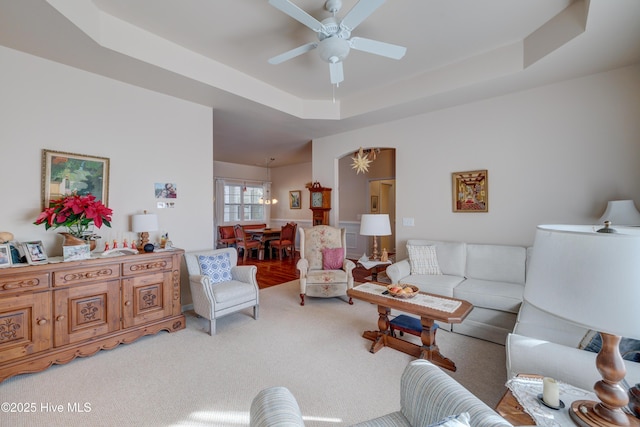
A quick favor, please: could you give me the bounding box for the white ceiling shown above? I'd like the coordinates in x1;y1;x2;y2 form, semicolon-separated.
1;0;639;167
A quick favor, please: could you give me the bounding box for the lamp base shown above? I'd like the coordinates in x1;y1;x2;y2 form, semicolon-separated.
570;400;640;427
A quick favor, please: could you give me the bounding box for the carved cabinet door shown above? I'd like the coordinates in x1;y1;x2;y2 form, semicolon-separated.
0;291;51;363
121;272;172;328
53;280;121;347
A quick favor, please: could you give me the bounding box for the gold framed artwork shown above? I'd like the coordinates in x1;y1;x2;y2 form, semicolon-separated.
289;190;301;209
42;149;110;209
452;169;488;213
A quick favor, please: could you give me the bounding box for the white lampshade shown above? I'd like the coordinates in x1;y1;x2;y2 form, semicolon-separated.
360;214;391;236
524;224;640;339
598;199;640;226
131;213;159;233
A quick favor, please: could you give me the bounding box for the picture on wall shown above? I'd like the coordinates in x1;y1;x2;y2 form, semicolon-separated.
155;183;177;199
452;169;488;213
42;150;110;209
289;190;301;209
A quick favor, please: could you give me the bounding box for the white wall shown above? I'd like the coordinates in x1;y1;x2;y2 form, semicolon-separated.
314;64;640;258
0;46;214;303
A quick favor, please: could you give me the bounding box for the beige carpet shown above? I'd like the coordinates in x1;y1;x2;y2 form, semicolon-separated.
1;280;507;427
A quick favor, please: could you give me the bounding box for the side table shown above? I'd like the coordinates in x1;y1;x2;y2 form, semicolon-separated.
495;381;536;426
357;259;392;281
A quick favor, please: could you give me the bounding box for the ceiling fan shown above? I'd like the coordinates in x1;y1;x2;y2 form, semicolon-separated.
268;0;407;85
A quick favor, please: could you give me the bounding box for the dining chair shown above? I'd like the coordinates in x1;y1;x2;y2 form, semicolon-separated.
234;225;263;261
270;222;297;260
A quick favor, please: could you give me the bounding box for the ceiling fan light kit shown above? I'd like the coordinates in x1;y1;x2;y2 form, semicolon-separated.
268;0;406;85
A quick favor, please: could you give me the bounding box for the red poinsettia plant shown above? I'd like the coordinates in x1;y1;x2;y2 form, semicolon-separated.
34;193;113;238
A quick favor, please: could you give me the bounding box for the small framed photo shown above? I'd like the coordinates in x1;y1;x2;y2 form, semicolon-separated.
0;244;12;268
63;244;91;261
23;241;48;265
289;190;301;209
452;169;488;213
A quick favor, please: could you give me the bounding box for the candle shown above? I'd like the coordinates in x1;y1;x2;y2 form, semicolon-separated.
543;377;560;407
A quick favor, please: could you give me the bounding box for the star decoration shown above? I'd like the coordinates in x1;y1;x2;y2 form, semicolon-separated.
351;147;372;174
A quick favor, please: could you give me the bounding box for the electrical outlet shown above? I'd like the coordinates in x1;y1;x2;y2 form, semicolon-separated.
402;217;415;226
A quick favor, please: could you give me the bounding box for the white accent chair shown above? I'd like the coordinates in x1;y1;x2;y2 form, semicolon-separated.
296;225;355;306
184;248;259;335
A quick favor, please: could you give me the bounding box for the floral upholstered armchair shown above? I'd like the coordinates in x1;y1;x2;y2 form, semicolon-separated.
296;225;355;306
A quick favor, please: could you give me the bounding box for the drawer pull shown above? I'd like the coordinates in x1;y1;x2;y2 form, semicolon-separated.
124;301;132;306
56;315;65;321
38;319;47;326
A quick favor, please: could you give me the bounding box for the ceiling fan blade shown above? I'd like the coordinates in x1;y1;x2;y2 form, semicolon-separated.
350;37;407;60
268;42;318;64
329;61;344;84
340;0;385;32
268;0;326;34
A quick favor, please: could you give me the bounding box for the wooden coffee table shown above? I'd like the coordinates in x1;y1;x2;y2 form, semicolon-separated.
347;282;473;371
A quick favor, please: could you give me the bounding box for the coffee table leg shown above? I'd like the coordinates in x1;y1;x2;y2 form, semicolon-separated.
419;317;457;371
363;305;391;353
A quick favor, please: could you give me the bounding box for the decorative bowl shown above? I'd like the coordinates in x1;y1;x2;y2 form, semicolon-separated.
387;284;419;299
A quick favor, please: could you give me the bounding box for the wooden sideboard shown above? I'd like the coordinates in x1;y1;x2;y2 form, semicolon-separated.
0;249;185;383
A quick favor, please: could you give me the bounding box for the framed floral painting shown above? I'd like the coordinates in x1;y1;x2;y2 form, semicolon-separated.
42;149;110;209
452;169;488;213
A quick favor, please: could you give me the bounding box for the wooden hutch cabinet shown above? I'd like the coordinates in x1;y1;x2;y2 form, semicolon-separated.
0;249;185;382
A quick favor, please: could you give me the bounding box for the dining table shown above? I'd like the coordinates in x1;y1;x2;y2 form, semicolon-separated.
244;228;281;260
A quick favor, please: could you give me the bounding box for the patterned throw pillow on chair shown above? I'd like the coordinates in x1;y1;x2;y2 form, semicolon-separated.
407;244;442;275
198;253;232;284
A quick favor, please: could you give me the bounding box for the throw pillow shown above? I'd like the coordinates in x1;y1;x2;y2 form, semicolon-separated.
198;253;232;284
322;247;344;270
580;330;640;362
407;244;442;275
427;412;471;427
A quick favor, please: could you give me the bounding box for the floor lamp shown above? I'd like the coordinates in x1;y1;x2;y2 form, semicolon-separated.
359;214;391;260
524;225;640;426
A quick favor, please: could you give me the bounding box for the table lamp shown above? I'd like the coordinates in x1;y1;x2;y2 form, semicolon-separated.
360;214;391;260
524;224;640;426
131;211;158;252
598;200;640;226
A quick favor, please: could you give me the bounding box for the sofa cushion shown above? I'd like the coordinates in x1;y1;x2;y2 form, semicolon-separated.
198;253;232;284
407;240;466;277
465;244;526;284
453;278;523;313
407;244;442;275
322;247;344;270
513;301;589;347
400;274;465;298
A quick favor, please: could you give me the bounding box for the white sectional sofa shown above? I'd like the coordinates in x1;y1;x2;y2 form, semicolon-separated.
386;239;528;345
